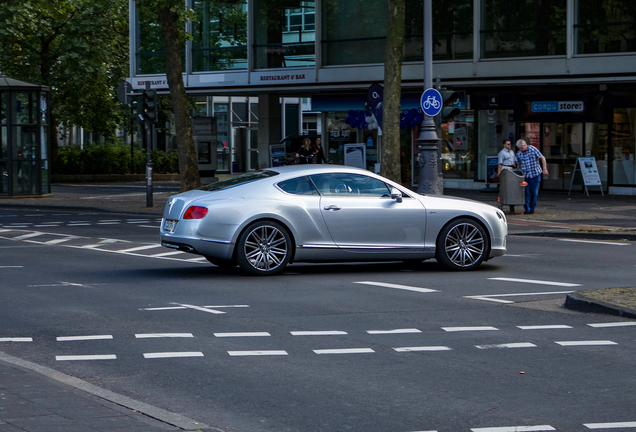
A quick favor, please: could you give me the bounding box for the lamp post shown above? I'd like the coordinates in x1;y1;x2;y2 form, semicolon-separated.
416;0;443;195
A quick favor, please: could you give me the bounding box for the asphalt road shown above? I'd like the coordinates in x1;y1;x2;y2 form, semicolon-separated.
1;206;635;432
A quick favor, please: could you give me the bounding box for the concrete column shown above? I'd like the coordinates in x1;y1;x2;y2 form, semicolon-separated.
257;93;282;169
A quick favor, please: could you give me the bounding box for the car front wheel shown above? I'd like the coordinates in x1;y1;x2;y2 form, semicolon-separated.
236;221;292;276
436;218;488;271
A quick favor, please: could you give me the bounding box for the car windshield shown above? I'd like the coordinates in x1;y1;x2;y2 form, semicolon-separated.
198;170;279;192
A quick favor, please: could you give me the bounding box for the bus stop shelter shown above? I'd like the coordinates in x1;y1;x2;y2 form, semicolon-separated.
1;76;51;196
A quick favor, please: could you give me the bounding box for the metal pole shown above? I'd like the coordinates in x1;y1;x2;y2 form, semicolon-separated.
145;121;153;207
416;0;443;195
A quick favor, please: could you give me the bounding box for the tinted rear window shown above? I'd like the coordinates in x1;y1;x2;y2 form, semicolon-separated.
198;170;279;192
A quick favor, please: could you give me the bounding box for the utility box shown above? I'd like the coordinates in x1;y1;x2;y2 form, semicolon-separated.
500;168;525;213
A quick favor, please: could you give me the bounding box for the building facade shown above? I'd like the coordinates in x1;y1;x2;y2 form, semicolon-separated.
128;0;636;194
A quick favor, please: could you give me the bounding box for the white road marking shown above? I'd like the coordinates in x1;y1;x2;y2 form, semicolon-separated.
97;222;121;225
136;333;194;338
150;251;186;258
0;266;23;268
559;239;630;246
25;214;44;217
442;326;499;332
466;291;575;304
214;332;270;337
313;348;375;354
517;325;573;330
588;322;636;328
67;223;91;226
140;225;161;229
354;281;438;293
488;277;581;287
471;426;555;432
43;237;78;245
291;331;348;336
118;244;162;253
367;329;422;334
172;303;226;314
475;342;537;349
555;340;618;346
56;355;117;361
13;232;45;240
228;350;288;356
143;352;203;359
140;304;248;311
0;337;33;342
57;335;113;341
393;346;451;352
584;421;636;429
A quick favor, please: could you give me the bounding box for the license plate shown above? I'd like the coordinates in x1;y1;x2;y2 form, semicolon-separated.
163;219;177;233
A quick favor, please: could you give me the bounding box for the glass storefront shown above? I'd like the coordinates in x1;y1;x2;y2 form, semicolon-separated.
324;112;379;172
192;0;248;72
440;111;475;180
481;0;567;58
254;1;315;69
612;108;636;185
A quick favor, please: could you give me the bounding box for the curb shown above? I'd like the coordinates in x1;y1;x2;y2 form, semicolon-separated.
564;293;636;319
510;231;636;241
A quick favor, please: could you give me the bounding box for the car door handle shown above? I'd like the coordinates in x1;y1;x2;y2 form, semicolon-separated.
323;205;341;211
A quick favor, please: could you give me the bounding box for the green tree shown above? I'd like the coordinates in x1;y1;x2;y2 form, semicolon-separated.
0;0;129;161
135;0;201;192
380;0;405;183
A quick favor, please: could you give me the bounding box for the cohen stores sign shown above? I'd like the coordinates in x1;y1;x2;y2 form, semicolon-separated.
532;101;584;113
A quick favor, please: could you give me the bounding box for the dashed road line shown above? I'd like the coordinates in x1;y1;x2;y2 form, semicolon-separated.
584;421;636;429
367;328;422;334
488;277;581;287
228;350;288;356
56;354;117;361
291;331;348;336
214;332;270;338
313;348;375;355
135;333;194;338
0;337;33;342
393;346;451;352
354;281;438;293
471;426;555;432
588;322;636;328
143;352;203;359
517;325;573;330
555;340;618;346
475;342;537;349
442;326;499;332
57;335;113;341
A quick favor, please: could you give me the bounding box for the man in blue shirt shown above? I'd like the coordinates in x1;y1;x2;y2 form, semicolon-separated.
515;139;548;214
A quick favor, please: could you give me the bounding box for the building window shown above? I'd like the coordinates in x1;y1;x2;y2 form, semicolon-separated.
576;0;636;54
192;0;248;72
481;0;566;58
135;12;185;75
322;0;386;66
254;0;315;69
404;0;473;62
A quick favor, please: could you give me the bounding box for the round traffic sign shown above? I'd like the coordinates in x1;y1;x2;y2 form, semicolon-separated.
420;88;442;117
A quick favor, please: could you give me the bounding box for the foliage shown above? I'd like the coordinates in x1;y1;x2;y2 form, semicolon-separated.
0;0;129;137
54;143;179;175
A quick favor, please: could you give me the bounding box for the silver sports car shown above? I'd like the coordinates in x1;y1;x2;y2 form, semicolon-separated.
160;165;507;275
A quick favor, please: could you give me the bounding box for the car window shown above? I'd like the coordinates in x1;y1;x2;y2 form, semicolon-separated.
276;176;318;195
309;173;391;197
198;170;279;192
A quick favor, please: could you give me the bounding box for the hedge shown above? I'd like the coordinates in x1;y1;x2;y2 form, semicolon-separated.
54;143;179;175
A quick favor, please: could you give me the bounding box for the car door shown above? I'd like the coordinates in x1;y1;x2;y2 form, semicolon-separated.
309;173;426;251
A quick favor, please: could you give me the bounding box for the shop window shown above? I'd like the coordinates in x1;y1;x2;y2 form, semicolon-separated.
481;0;566;58
192;0;248;72
612;108;636;185
254;1;315;69
404;0;473;62
576;0;636;54
441;112;475;180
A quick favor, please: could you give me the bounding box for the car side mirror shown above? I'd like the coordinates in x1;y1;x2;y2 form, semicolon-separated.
390;187;403;203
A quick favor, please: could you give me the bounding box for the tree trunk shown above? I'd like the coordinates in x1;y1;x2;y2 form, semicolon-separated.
157;6;201;192
380;0;405;184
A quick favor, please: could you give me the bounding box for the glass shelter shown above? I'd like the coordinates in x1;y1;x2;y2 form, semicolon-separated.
0;76;50;196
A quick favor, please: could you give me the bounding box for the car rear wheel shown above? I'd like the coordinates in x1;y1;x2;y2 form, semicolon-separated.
236;221;292;276
436;218;488;271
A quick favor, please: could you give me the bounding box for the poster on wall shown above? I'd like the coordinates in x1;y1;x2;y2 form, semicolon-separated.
485;156;499;186
344;144;366;170
525;123;540;149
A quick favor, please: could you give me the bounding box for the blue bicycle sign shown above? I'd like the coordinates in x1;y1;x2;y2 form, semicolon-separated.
421;88;442;117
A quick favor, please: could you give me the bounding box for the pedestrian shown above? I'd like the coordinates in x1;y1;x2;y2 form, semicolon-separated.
295;137;314;164
313;136;326;164
497;139;516;176
515;139;548;214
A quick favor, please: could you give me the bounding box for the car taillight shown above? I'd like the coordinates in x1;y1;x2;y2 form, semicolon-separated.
183;206;208;219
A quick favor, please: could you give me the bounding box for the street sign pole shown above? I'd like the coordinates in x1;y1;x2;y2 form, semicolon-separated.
416;0;443;195
144;82;153;208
